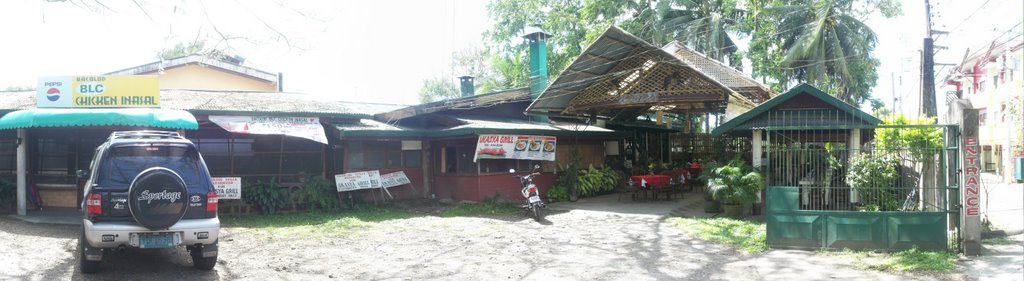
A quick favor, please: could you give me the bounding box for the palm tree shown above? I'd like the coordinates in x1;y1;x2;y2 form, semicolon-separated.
657;0;746;67
772;0;878;103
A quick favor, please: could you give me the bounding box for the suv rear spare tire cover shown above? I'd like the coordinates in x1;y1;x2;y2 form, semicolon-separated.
129;167;188;230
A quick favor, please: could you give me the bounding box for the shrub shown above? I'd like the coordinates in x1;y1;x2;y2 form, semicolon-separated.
706;159;764;205
846;154;901;211
0;179;14;206
291;176;339;211
243;178;289;214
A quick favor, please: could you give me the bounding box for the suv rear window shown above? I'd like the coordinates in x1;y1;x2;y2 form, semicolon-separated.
96;145;207;188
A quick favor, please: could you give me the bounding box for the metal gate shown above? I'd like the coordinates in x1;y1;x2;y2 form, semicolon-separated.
764;122;959;251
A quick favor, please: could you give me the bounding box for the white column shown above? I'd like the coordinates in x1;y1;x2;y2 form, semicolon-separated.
752;129;763;204
848;129;861;203
16;128;27;216
752;130;763;168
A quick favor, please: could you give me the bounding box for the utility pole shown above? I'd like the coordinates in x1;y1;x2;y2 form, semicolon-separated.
921;0;937;117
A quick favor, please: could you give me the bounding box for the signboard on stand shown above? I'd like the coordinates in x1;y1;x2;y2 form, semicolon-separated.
335;171;382;192
380;171;411;188
473;134;556;162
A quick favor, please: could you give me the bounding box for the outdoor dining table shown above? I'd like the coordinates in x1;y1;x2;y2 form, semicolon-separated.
629;175;671;201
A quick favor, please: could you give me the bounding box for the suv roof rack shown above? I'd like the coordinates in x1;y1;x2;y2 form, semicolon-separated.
109;130;185;140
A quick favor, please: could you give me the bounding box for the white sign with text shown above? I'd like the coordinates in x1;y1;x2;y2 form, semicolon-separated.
211;177;241;200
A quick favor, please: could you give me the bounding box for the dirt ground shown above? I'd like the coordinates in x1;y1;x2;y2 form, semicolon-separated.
0;197;973;281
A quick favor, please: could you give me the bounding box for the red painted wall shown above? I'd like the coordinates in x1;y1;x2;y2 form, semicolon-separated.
434;173;557;202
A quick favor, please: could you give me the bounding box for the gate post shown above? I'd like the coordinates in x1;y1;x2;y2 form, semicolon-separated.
952;100;981;255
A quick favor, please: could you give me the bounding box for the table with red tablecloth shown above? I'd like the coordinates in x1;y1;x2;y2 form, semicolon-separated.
628;175;672;201
630;175;671;189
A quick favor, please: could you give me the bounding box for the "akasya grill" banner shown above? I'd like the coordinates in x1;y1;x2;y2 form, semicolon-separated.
474;134;556;162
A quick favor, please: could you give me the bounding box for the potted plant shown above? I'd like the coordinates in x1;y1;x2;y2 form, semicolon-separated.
707;159;764;218
703;188;721;213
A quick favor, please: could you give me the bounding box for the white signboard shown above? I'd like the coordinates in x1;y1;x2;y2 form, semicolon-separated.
209;115;328;144
380;171;412;188
335;171;382;192
211;177;241;200
474;134;556;162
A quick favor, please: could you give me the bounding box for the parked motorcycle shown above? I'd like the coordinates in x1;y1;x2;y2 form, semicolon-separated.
510;165;545;221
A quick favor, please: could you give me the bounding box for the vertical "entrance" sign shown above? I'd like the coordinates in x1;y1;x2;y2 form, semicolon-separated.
963;137;980;217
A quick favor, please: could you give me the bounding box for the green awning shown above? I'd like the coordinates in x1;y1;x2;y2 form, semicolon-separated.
0;108;198;130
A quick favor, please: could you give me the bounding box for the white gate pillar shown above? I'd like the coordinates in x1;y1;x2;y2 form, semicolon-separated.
848;129;861;203
16;128;27;216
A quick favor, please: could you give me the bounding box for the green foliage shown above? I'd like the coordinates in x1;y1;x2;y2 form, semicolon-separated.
669;217;767;253
441;195;519;217
545;180;570;202
846;153;900;211
0;178;14;206
859;247;957;272
290;176;338;211
418;75;461;103
574;164;622;197
243;178;289;214
221;205;410;239
706;159;764;205
658;0;746;66
876;114;944;161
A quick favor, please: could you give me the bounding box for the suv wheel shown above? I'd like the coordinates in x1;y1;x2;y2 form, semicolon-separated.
129;167;189;230
78;230;100;273
190;243;218;270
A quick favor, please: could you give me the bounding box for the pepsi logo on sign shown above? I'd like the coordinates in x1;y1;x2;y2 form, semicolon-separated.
46;88;60;101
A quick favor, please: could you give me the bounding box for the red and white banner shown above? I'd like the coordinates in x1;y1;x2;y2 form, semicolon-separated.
474;134;556;162
209;115;328;144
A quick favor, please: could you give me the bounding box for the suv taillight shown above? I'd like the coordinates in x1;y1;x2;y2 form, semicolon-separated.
86;193;102;216
206;191;218;212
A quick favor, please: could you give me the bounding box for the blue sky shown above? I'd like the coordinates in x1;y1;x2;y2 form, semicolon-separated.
0;0;1020;109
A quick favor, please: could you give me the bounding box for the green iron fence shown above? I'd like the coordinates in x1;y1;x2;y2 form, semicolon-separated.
760;110;959;251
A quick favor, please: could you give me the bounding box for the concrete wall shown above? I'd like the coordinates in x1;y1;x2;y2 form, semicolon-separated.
155;64;277;92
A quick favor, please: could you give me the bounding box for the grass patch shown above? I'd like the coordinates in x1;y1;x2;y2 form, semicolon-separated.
827;247;958;273
668;217;767;254
441;200;520;217
982;236;1018;245
222;206;411;238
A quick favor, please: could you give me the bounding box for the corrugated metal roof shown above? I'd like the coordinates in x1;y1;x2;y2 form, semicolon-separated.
525;26;754;118
0;90;406;118
162;90;405;117
374;88;530;122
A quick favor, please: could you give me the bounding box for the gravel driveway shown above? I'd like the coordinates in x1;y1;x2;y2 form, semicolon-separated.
1;197;970;281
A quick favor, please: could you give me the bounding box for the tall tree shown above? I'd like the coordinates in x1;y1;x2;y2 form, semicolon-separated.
749;0;900;104
657;0;746;67
417;75;460;103
484;0;656;88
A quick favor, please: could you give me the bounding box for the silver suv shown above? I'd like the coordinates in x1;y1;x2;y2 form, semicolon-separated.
78;131;219;273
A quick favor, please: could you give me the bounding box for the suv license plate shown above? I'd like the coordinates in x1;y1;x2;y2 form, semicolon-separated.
139;233;175;249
